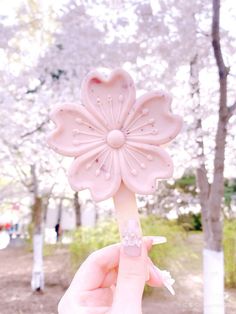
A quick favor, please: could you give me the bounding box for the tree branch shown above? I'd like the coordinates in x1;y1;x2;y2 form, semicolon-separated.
21;118;49;138
212;0;227;78
208;0;229;250
228;100;236;118
211;0;228;197
2;140;31;188
30;164;38;197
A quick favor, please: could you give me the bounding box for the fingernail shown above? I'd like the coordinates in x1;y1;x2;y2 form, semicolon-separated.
150;236;167;245
153;266;175;296
121;219;142;257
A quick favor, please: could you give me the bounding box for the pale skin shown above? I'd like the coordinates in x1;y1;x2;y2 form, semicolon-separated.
58;238;164;314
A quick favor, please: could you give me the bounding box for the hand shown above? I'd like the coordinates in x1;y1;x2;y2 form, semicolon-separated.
58;237;175;314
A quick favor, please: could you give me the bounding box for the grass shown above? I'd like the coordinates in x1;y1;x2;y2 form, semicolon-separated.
70;217;186;268
141;216;186;269
69;217;236;290
25;216;236;289
224;219;236;287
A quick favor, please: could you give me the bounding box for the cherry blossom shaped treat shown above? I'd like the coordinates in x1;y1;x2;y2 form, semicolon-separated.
48;69;182;290
48;69;182;202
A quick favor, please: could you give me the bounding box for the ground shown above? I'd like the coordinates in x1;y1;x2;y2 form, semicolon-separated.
0;234;235;314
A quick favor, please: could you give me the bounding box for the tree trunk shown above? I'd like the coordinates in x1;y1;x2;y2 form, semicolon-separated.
74;191;81;227
31;196;44;291
30;164;44;292
189;3;227;308
203;249;224;313
199;0;232;312
200;2;229;311
32;197;43;235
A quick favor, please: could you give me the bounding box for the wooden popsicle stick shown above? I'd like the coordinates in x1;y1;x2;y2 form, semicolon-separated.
113;181;142;242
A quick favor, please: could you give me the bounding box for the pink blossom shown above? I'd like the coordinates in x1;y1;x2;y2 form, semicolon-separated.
48;69;182;201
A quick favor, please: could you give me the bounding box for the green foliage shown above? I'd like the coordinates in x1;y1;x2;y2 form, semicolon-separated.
25;223;33;251
70;220;120;268
177;212;202;231
43;244;58;256
192;213;202;231
172;174;197;195
141;216;186;294
141;216;185;268
224;179;236;207
224;220;236;287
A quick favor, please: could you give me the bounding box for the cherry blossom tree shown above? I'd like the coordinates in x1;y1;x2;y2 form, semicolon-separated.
1;1;236;308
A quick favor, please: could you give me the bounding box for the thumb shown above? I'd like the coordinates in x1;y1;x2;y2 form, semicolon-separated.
111;221;150;314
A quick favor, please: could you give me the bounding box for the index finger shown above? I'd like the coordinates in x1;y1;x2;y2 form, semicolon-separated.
70;243;120;293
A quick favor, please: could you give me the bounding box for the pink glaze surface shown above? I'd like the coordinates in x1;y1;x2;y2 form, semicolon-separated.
48;69;182;202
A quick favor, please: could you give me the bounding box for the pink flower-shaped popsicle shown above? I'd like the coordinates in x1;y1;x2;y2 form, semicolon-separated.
48;69;182;202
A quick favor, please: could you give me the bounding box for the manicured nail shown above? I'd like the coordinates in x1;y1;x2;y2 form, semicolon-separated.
150;236;167;245
153;266;175;295
121;219;142;257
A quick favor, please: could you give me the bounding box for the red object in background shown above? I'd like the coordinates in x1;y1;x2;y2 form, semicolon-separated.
5;223;11;230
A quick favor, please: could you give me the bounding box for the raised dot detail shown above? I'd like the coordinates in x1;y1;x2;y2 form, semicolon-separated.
147;154;153;161
142;108;149;115
107;129;125;149
131;169;137;176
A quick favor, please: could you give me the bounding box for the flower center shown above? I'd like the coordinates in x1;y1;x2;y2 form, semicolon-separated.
106;129;125;148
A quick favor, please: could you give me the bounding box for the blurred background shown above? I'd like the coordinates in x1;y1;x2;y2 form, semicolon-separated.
0;0;235;313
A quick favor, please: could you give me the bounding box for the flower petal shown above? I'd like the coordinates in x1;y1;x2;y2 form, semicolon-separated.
123;91;182;145
119;142;173;195
48;104;106;157
81;69;135;129
68;146;121;202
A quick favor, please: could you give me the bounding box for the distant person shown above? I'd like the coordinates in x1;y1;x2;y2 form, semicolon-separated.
55;223;60;242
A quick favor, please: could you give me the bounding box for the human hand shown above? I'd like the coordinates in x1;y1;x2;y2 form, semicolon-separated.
58;237;175;314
